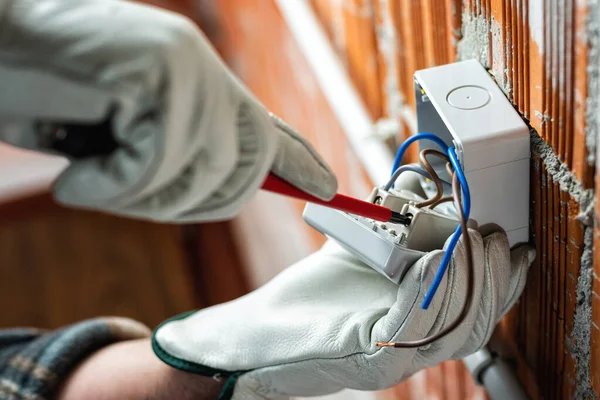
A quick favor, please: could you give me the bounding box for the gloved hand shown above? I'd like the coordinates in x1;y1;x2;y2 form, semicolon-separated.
152;202;535;398
0;0;336;222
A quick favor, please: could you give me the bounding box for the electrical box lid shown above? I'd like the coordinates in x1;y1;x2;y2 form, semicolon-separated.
414;59;529;172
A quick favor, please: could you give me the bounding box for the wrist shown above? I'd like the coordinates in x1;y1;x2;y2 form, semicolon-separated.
56;338;223;400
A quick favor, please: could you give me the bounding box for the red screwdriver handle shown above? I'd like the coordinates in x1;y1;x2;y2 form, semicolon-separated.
261;174;393;223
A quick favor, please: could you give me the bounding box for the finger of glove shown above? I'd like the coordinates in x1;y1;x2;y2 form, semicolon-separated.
269;114;338;201
499;244;536;318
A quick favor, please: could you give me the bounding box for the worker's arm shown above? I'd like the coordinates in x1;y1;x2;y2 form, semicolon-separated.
0;318;222;400
153;230;534;399
0;0;336;222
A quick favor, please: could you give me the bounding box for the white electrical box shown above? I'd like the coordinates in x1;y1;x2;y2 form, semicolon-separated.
414;59;530;246
304;188;461;283
302;59;530;285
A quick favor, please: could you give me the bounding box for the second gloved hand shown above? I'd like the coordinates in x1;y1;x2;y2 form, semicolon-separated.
153;230;534;399
0;0;337;222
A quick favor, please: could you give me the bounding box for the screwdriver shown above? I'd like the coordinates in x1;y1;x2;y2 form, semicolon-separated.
262;173;411;225
40;118;411;226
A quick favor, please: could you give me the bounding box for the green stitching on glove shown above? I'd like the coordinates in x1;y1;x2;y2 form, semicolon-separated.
152;311;248;399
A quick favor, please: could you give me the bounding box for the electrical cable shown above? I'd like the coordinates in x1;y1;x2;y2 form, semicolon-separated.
376;168;474;348
421;147;470;309
414;149;449;208
388;134;471;309
374;135;473;347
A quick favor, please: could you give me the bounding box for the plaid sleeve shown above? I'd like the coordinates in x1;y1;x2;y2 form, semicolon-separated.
0;317;150;400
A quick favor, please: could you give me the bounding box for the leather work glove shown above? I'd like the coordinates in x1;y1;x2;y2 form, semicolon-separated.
0;0;336;222
153;174;535;399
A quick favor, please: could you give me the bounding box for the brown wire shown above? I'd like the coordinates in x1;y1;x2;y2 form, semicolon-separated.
428;196;454;209
376;171;474;348
427;163;456;209
415;149;450;208
428;162;457;209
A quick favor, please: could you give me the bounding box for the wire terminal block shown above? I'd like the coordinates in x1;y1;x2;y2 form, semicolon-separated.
303;188;458;284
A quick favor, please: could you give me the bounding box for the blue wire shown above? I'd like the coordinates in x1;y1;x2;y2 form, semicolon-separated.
390;133;449;177
450;148;470;219
388;134;471;308
421;147;471;309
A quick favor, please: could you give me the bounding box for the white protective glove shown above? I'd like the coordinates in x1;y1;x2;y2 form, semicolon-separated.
0;0;337;222
152;175;535;399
